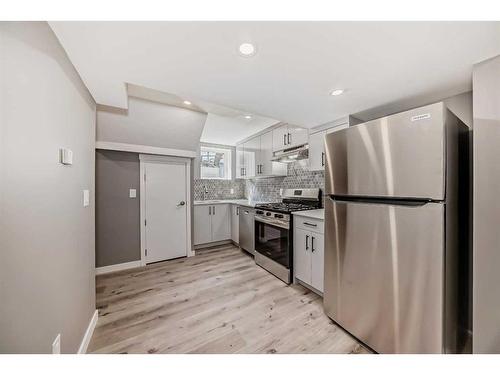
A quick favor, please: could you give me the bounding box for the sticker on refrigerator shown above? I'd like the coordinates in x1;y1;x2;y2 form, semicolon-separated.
411;113;431;122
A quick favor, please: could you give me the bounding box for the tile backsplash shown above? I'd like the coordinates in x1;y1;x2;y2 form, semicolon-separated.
193;179;246;200
194;161;324;203
245;160;325;203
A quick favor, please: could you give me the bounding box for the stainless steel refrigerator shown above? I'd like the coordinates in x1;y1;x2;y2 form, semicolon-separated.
323;102;470;354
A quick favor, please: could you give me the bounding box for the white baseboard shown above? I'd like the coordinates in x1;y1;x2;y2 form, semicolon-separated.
78;310;98;354
96;260;142;275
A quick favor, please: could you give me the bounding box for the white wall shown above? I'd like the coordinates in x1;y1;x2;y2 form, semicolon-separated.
0;22;96;353
97;97;207;151
472;54;500;353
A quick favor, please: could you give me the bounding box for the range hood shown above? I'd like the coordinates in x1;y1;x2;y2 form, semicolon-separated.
271;144;309;163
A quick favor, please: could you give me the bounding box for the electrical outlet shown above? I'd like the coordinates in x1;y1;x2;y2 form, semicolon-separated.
83;189;90;207
52;334;61;354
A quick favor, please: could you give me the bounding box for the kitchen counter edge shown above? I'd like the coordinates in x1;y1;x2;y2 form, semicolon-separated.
291;209;325;220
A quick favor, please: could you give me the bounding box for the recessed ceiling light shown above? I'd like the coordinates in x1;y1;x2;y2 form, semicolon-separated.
330;89;344;96
239;43;256;57
183;100;192;105
244;115;252;119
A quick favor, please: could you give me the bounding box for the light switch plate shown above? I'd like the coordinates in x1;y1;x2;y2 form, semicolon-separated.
129;189;137;198
83;189;90;207
59;148;73;165
52;334;61;354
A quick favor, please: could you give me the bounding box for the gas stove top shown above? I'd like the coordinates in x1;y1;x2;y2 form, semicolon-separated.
254;202;317;213
254;188;322;214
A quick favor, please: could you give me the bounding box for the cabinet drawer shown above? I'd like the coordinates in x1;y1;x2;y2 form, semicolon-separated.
294;216;324;234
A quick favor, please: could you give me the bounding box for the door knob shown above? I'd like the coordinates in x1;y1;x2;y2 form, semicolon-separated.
177;201;186;207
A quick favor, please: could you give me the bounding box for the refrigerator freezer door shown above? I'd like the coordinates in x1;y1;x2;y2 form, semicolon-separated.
324;102;446;200
323;198;445;353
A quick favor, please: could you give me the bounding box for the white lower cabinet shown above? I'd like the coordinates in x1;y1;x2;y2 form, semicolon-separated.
310;233;324;292
293;216;324;293
194;205;212;245
231;204;239;244
294;228;312;283
194;203;231;245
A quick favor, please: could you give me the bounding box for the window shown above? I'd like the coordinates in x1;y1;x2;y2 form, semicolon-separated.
200;146;232;180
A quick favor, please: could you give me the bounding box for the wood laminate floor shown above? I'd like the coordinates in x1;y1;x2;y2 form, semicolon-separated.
88;244;369;354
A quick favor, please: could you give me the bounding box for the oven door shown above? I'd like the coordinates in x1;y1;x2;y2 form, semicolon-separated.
254;218;290;269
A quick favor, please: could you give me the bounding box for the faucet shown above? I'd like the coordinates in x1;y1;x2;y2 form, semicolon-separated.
203;184;208;200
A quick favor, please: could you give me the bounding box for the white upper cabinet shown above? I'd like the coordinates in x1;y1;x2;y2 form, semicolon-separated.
243;137;259;178
236;144;245;178
287;124;309;149
308;117;355;171
272;123;309;152
237;129;287;179
258;131;287;177
272;125;290;152
308;130;327;171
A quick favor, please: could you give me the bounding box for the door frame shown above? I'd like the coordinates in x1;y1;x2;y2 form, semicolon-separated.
139;154;194;266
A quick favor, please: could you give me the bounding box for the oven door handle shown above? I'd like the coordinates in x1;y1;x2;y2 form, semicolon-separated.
254;216;290;230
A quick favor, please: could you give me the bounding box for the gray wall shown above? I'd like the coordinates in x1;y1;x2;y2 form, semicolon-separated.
472;55;500;353
0;22;96;353
96;150;141;267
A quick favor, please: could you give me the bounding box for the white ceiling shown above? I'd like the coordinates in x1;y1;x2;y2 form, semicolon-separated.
126;83;279;145
97;97;207;150
201;113;278;145
50;22;500;127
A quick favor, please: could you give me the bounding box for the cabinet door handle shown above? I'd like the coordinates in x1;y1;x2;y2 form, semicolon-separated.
306;235;309;250
321;152;325;167
237;206;239;215
311;236;315;252
209;206;211;215
283;134;286;146
213;205;216;215
304;222;317;227
287;133;291;145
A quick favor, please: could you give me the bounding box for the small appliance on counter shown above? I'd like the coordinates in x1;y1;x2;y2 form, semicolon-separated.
254;188;321;284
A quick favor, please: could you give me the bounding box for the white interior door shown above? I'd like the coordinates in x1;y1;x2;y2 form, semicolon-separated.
144;161;188;263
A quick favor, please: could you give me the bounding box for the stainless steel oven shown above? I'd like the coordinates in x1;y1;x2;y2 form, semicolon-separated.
253;188;321;284
254;211;292;283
